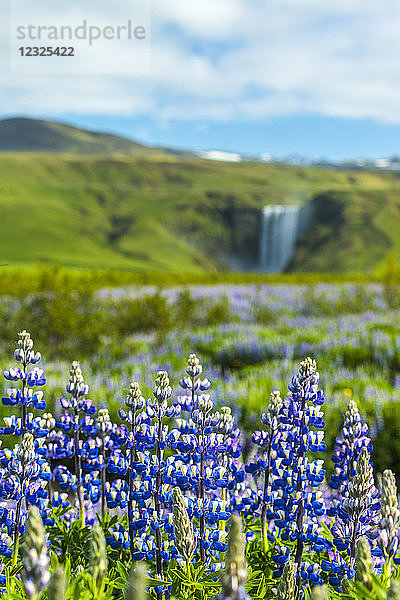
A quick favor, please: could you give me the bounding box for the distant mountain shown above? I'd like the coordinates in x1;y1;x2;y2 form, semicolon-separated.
0;117;164;155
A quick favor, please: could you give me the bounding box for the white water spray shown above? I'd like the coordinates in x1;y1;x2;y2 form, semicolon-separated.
259;204;311;272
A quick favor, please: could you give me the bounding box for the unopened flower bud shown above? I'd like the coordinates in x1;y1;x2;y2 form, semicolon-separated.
298;357;317;381
278;560;296;600
154;371;172;402
21;506;50;598
18;330;33;351
41;413;55;431
379;469;400;560
126;382;144;410
90;525;108;587
18;433;35;464
186;353;202;378
97;408;112;434
172;488;195;563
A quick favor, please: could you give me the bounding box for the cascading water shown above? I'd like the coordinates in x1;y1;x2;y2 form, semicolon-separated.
259;204;311;272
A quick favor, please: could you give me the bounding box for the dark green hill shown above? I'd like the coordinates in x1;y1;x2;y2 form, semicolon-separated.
0;117;163;155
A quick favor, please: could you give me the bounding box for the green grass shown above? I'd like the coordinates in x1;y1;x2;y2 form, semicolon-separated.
1;149;400;272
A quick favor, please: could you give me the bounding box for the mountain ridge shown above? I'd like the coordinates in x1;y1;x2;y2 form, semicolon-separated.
0;117;166;155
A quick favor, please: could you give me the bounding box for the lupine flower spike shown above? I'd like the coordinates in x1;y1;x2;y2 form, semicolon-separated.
2;330;46;436
329;397;371;517
378;469;400;576
332;447;380;572
90;525;108;598
151;370;175;596
11;432;41;566
96;408;113;519
59;361;95;526
21;506;50;600
120;381;145;558
215;406;242;508
172;488;195;565
272;358;326;590
247;389;283;552
185;354;208;561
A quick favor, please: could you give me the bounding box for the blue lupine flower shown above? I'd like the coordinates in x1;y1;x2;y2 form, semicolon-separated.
0;433;48;562
117;381;147;557
57;361;96;526
332;447;380;579
2;331;46;436
328;397;372;517
168;354;231;563
270;358;326;586
106;522;130;551
214;406;244;501
246;389;283;549
116;371;181;588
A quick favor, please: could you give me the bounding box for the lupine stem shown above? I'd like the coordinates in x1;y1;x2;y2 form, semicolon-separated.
221;475;227;532
12;498;23;567
73;408;85;527
101;437;106;520
21;360;27;435
12;465;25;567
153;407;164;600
22;404;27;436
294;394;307;597
199;439;206;563
260;428;275;553
349;518;361;569
47;449;53;501
128;417;137;560
193;372;206;564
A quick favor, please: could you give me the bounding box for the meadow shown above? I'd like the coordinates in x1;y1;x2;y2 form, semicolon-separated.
0;268;400;599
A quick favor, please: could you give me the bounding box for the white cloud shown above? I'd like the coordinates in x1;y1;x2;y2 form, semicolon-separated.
1;0;400;123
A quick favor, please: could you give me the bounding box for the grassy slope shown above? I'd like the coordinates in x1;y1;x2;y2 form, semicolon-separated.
0;152;400;272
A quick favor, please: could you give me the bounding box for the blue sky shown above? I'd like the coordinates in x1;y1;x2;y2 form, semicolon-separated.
1;0;400;160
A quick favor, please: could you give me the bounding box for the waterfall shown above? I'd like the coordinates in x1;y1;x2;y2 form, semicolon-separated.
259;204;306;272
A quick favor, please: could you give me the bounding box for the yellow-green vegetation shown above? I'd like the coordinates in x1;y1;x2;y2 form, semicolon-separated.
0;263;392;298
1;147;400;272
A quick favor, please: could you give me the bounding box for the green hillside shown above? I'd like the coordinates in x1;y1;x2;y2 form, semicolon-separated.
0;117;399;273
0;150;400;273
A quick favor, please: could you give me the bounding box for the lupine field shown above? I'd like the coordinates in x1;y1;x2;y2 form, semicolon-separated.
2;273;400;600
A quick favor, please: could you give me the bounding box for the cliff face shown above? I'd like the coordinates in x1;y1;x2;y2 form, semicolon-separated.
218;203;261;269
184;191;262;270
290;190;392;272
